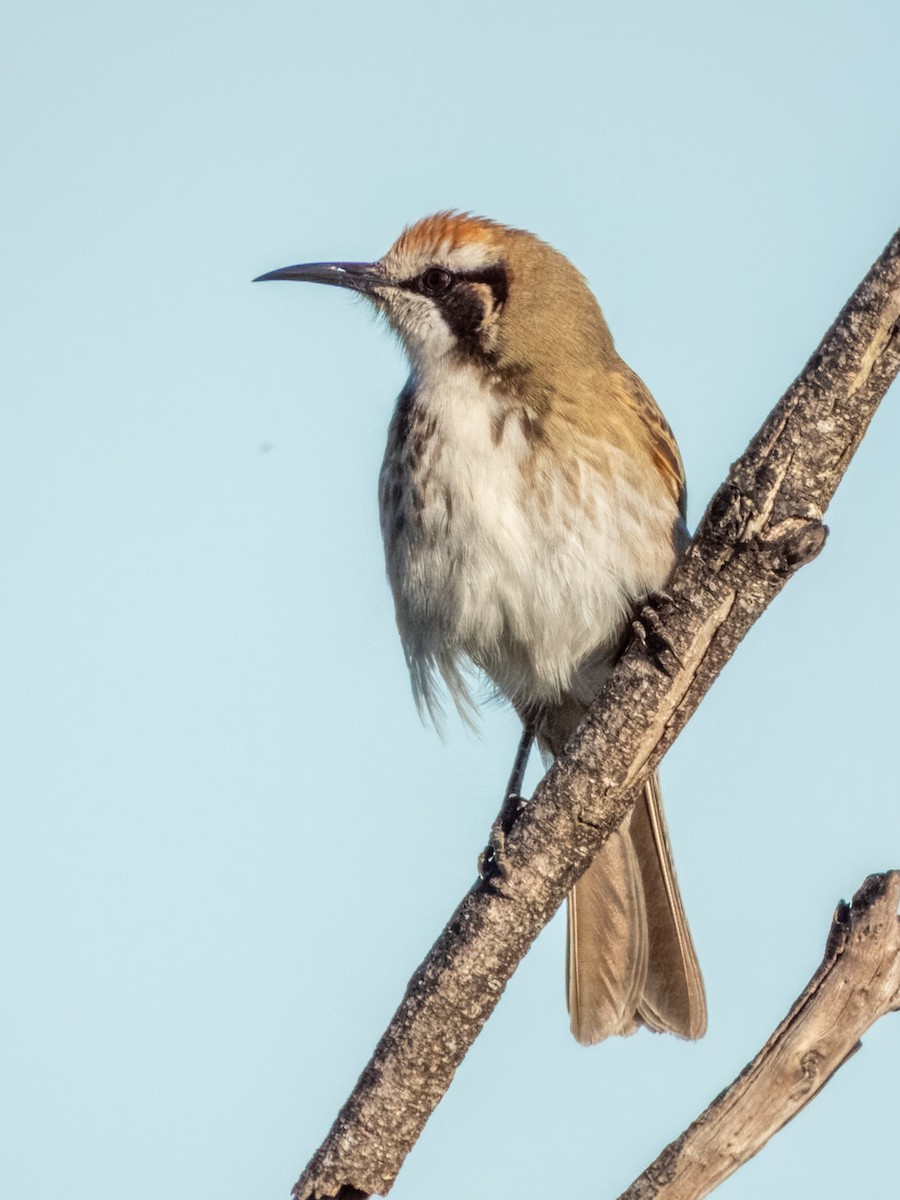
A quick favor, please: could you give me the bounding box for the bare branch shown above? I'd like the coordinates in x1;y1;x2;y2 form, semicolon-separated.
294;228;900;1200
618;871;900;1200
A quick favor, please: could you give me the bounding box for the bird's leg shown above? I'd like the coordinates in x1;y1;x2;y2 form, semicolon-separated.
479;721;535;880
499;719;534;827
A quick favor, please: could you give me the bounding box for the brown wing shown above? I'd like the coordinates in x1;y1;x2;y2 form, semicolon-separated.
620;368;687;519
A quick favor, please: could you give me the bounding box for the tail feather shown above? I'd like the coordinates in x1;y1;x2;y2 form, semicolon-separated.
565;771;706;1045
567;823;648;1044
631;772;706;1039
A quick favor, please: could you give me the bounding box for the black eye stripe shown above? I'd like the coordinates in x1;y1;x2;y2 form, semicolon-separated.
461;264;508;308
398;264;508;309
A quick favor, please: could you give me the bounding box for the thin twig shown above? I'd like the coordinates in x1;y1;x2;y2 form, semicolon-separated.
618;871;900;1200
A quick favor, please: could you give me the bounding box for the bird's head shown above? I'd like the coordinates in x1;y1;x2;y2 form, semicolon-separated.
254;211;616;376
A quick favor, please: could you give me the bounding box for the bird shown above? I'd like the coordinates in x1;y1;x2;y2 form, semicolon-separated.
254;211;706;1046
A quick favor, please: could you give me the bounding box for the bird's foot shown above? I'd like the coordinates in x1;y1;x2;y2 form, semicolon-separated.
633;593;683;674
478;790;528;883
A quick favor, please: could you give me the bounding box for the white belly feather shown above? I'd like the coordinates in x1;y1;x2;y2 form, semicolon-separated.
379;364;678;721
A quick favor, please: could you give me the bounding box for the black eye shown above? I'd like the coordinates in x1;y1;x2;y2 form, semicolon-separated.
419;267;453;296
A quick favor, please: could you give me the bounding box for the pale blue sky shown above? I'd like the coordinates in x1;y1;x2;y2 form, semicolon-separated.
3;3;899;1198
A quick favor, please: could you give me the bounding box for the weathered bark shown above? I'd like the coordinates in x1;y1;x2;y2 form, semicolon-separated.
294;227;900;1200
618;871;900;1200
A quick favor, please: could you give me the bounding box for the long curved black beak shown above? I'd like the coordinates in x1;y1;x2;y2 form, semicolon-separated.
252;260;388;297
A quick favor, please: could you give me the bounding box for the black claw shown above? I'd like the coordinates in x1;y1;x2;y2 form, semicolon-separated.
633;595;682;674
498;790;528;836
478;837;505;887
478;791;528;884
477;843;498;880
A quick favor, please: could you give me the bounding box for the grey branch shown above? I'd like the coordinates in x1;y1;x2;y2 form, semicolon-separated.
618;871;900;1200
294;228;900;1200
